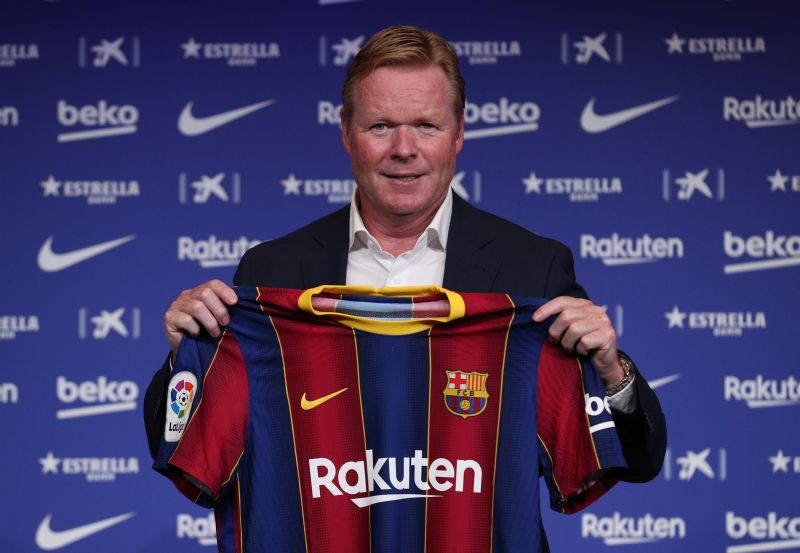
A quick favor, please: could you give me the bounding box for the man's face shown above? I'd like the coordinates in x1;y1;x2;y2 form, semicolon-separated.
342;65;464;228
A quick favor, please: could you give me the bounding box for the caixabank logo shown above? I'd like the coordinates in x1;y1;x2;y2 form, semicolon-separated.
726;512;800;553
723;230;800;274
319;35;364;67
580;233;684;266
178;235;261;268
78;307;140;340
178;172;241;204
78;36;140;68
662;168;724;201
581;512;687;545
561;32;623;64
725;375;800;408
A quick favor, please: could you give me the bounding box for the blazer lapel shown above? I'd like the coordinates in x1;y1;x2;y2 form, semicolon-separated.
301;206;350;287
442;195;502;292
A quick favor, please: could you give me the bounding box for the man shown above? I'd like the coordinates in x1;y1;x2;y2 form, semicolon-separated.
146;24;665;550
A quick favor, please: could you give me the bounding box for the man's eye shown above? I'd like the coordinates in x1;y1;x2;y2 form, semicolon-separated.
419;123;435;130
371;123;387;131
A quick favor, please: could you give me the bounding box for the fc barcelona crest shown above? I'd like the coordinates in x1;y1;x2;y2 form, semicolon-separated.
443;370;489;419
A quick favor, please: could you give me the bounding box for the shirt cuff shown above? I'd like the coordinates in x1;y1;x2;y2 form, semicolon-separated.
607;373;636;414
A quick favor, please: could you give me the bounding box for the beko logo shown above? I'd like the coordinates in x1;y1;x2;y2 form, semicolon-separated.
726;512;800;553
56;376;138;419
57;100;139;142
723;231;800;274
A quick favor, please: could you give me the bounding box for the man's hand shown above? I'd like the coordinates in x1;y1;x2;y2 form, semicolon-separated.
533;296;625;388
163;279;238;357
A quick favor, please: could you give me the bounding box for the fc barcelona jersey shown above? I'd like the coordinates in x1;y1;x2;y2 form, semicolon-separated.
154;286;627;552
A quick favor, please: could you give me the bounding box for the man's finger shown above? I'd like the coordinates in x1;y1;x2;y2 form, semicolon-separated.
533;296;589;322
204;279;238;305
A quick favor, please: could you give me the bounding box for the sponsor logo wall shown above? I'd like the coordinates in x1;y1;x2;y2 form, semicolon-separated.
2;1;797;551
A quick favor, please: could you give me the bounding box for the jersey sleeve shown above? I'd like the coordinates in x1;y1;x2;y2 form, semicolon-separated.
536;341;627;514
152;328;249;508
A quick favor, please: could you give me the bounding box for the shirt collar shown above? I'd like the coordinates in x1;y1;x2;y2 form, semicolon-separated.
348;187;453;253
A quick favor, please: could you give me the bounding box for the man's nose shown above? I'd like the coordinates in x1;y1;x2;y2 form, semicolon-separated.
390;126;417;160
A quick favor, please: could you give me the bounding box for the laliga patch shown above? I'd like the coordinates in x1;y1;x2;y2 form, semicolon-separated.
164;371;197;442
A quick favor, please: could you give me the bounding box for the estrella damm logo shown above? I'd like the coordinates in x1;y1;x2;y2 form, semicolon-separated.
443;370;489;419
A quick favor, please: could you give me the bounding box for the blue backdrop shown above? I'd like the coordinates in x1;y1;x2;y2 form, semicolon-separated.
2;0;799;551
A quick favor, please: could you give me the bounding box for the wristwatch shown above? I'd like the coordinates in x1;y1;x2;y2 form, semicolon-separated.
605;353;634;396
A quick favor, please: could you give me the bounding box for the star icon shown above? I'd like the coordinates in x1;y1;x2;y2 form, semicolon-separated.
41;175;61;197
181;37;202;58
281;174;302;195
768;169;788;192
665;306;687;329
39;452;60;474
665;32;686;54
770;450;792;473
523;172;544;194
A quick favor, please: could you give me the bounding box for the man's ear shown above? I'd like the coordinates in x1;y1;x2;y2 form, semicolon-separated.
455;113;465;154
341;113;352;155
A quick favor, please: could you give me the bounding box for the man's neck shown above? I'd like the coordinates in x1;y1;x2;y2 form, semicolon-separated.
357;195;443;257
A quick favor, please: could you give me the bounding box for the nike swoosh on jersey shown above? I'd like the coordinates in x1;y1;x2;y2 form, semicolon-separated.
300;388;348;410
35;512;135;550
580;95;679;133
37;235;136;272
178;99;276;136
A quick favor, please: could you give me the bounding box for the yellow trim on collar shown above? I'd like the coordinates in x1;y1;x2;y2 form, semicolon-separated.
297;285;466;335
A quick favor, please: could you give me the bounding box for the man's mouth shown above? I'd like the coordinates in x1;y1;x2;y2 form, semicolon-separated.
383;173;424;182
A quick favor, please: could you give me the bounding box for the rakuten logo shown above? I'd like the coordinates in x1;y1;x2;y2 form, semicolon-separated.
582;512;686;545
463;98;540;139
723;95;800;128
581;234;684;266
56;376;138;419
723;231;800;274
309;449;482;507
177;513;216;546
57;100;139;142
724;375;800;408
727;512;800;553
177;235;261;268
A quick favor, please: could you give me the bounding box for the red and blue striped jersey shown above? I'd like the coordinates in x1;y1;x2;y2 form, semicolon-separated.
154;286;627;552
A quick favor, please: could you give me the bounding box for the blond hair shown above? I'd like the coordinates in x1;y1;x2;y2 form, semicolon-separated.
341;25;465;120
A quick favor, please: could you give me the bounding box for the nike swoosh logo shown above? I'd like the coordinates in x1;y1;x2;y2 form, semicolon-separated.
580;95;678;133
37;235;136;272
649;374;681;390
178;99;276;136
300;388;348;410
35;512;135;550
